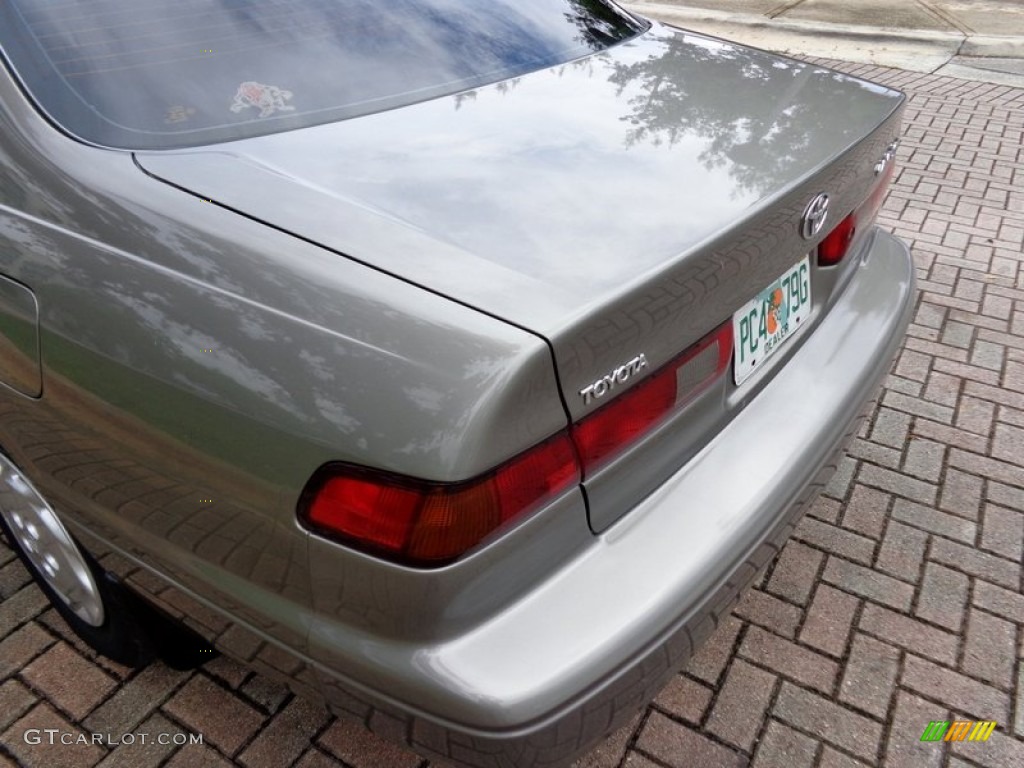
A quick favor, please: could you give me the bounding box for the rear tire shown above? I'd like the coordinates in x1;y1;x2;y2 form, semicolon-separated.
0;453;154;667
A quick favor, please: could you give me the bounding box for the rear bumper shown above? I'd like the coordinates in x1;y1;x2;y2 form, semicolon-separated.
314;228;915;766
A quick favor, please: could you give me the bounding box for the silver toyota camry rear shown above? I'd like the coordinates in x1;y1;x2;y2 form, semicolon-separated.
0;1;913;765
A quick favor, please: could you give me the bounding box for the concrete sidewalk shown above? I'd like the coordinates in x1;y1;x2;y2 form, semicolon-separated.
624;0;1024;87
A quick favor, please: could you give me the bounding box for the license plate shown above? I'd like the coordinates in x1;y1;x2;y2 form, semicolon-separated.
733;256;811;385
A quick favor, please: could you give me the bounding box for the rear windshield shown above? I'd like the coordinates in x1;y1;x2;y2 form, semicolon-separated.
0;0;645;150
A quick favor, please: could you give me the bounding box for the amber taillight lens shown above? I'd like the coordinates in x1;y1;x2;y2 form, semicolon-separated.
300;323;733;566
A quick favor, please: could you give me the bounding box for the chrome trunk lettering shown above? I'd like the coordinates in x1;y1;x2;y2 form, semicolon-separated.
579;354;649;404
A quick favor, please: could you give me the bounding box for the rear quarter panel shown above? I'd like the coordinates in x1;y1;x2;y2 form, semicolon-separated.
0;61;570;670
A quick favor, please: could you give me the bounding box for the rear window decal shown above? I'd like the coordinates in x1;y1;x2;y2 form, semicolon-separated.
230;82;295;118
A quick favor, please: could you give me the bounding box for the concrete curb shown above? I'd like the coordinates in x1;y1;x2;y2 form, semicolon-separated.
624;3;1024;87
626;4;964;45
961;35;1024;59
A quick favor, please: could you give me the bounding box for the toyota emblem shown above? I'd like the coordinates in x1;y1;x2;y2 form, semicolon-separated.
801;193;830;240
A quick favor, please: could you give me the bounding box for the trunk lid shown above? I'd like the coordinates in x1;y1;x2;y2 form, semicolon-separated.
136;24;904;523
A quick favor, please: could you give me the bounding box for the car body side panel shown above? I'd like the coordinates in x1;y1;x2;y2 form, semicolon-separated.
0;60;572;655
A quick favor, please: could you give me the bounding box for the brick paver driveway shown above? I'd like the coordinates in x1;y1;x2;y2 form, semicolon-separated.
2;60;1023;768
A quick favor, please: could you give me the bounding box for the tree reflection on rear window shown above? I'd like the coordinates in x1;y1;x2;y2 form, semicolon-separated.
0;0;645;149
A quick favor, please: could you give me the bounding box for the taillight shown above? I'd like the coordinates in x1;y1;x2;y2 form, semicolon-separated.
572;322;732;475
301;323;732;565
300;432;580;566
818;143;897;267
818;213;856;266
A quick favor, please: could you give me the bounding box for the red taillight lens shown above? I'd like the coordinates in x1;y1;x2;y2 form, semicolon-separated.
818;213;856;266
301;432;580;566
818;148;896;267
572;322;732;475
572;367;676;472
308;476;421;552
